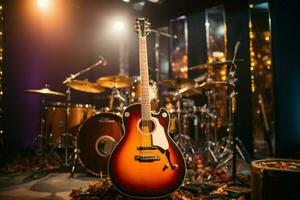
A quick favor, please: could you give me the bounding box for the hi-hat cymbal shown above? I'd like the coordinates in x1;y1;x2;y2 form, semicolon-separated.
68;80;105;93
160;78;195;89
189;59;244;71
25;88;66;97
96;75;131;88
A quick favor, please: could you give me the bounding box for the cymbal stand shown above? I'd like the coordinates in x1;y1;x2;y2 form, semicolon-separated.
35;87;71;170
63;86;71;166
62;58;107;176
31;86;64;179
31;84;49;155
200;87;219;165
173;92;195;165
216;62;251;183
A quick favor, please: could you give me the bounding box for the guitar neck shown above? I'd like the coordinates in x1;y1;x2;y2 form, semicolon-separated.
139;36;151;121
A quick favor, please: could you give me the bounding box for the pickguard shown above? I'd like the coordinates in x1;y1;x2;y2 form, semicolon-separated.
151;117;169;150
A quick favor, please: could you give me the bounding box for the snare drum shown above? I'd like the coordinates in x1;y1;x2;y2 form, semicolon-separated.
76;113;123;176
129;76;158;110
45;102;95;145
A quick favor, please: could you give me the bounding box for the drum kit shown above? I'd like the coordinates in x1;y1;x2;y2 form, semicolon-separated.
26;55;248;179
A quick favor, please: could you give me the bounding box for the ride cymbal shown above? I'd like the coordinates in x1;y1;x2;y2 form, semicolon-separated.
96;75;131;88
68;80;106;93
25;88;67;97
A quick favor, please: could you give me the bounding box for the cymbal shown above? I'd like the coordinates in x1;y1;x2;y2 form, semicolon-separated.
162;86;202;98
189;59;244;71
68;80;105;93
195;80;228;90
160;78;195;89
193;73;207;83
180;87;202;97
25;88;66;97
96;75;131;88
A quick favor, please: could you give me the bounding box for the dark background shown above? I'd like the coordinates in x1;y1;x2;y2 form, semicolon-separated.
2;0;300;158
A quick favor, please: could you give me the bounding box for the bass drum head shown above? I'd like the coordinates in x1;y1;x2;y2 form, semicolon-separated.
76;113;123;176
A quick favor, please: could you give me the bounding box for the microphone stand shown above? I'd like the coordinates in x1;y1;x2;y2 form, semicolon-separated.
62;58;107;167
227;41;240;183
228;68;238;182
62;57;107;84
226;42;251;185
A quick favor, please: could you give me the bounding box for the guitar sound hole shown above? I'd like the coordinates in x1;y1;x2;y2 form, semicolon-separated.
139;120;155;133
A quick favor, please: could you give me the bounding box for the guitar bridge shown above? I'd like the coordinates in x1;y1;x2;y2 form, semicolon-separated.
135;155;160;162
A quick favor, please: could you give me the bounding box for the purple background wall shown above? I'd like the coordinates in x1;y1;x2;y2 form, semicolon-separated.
3;0;132;149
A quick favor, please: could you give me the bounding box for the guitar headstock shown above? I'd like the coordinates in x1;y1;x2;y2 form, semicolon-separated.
135;18;151;38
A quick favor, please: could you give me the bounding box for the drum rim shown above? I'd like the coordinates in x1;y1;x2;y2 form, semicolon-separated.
75;112;123;176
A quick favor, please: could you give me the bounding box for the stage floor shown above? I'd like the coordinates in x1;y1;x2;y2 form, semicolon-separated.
0;171;99;200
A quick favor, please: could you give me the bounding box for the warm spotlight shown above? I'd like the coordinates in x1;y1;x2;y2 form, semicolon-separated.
113;21;125;32
37;0;49;8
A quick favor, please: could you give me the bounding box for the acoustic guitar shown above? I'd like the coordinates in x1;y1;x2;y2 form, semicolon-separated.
108;18;186;198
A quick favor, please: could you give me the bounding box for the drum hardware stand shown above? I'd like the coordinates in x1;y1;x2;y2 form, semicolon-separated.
33;90;47;155
216;42;251;183
29;84;57;157
198;87;219;165
70;147;80;177
31;139;65;179
26;85;68;179
109;86;127;113
173;90;196;164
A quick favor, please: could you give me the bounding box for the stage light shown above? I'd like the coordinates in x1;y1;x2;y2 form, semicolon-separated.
132;1;146;11
37;0;49;8
113;21;125;33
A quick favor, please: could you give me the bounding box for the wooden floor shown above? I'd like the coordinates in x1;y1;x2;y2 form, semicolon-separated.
0;171;99;200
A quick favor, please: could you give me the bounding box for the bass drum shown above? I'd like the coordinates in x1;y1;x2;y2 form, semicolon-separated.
76;113;123;176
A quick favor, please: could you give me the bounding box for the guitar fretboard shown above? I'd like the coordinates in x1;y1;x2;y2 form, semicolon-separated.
139;37;151;121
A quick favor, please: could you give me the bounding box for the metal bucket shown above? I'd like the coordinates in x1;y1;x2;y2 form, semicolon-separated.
251;159;300;200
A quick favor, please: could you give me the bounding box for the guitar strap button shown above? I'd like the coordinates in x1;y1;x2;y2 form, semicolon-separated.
124;112;130;117
162;112;167;118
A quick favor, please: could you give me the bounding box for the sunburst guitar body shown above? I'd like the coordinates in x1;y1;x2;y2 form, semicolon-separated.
108;104;186;198
108;18;186;198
